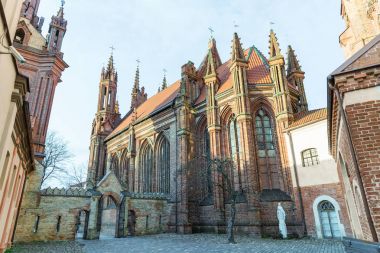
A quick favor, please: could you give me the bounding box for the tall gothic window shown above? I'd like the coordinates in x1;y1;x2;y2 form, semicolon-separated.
120;152;129;185
203;129;212;196
228;117;242;189
110;155;119;178
157;137;170;194
254;108;279;189
140;144;153;193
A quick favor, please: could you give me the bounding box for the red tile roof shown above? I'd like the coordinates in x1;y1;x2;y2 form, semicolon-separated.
195;46;271;104
288;108;327;129
109;45;272;138
109;80;180;137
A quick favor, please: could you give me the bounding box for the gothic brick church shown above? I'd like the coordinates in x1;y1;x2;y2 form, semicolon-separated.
85;31;316;237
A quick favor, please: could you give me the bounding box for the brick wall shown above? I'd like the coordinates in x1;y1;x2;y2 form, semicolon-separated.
293;183;352;238
345;100;380;240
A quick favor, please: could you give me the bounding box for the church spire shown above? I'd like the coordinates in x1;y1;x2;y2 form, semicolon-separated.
130;61;147;109
133;64;140;92
286;45;301;75
161;71;167;90
231;32;246;62
269;29;282;59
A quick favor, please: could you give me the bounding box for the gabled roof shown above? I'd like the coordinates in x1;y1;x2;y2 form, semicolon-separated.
287;108;327;130
108;44;272;140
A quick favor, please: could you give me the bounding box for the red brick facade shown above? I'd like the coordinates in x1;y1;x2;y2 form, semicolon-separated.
328;34;380;242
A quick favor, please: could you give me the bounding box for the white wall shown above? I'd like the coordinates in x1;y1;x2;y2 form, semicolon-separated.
285;119;339;187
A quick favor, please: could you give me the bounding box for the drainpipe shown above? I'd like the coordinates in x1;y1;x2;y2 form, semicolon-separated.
328;77;378;242
287;132;307;236
174;107;178;233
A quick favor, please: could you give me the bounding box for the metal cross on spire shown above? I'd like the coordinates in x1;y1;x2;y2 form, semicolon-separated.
208;27;214;38
233;20;239;30
110;45;115;56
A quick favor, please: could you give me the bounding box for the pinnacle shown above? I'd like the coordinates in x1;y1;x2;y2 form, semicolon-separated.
287;45;301;74
269;29;282;58
133;65;140;91
231;32;245;62
161;75;167;90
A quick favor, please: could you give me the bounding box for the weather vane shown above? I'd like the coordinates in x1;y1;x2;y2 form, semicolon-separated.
208;27;214;37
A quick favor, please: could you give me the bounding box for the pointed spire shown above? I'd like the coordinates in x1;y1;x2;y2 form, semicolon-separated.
269;29;282;59
133;64;140;91
161;74;167;90
287;45;301;74
231;32;245;62
107;53;114;72
205;47;217;76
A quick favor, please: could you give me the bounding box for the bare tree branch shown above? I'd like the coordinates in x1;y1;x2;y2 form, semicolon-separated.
39;131;71;188
63;164;87;188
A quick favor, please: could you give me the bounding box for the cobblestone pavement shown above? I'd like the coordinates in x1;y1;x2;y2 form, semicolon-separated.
13;234;345;253
83;234;344;253
12;241;84;253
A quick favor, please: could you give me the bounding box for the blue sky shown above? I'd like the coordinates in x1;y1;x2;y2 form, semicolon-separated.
37;0;345;185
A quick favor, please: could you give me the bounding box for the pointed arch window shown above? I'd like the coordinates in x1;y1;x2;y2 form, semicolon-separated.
157;137;170;194
120;151;129;185
228;117;242;189
139;144;153;193
254;108;280;189
203;129;212;196
255;109;275;158
110;155;119;178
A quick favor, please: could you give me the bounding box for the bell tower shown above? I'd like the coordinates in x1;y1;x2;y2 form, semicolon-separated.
46;1;67;54
87;53;120;185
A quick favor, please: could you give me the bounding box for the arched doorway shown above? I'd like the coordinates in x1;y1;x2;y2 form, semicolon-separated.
318;200;341;238
97;193;121;239
313;195;345;239
76;209;90;239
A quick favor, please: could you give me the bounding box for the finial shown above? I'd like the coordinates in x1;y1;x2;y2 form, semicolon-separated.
208;27;214;38
61;0;65;7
